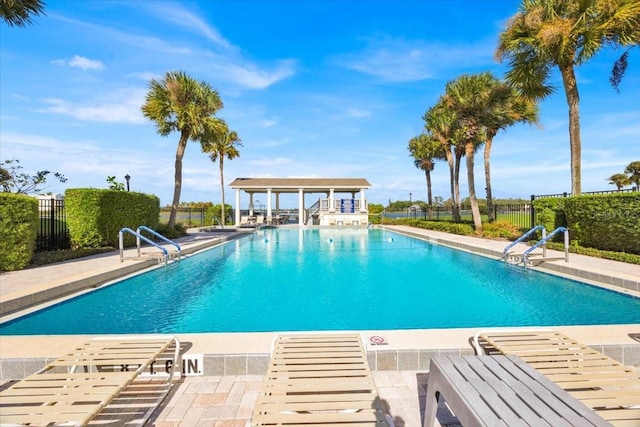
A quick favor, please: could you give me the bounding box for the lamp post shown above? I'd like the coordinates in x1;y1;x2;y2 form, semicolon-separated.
409;192;412;204
124;174;130;192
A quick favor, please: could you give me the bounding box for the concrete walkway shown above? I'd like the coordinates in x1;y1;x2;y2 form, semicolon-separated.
2;225;639;427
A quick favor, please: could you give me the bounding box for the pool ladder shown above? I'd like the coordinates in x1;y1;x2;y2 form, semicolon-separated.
119;226;181;267
503;226;569;268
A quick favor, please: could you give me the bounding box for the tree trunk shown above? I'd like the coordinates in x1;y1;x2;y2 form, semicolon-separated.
219;157;225;228
484;133;495;222
466;141;482;234
169;131;189;228
425;169;433;218
560;64;582;195
443;145;459;222
454;146;464;222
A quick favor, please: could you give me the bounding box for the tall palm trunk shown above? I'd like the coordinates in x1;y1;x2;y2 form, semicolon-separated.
169;130;189;228
560;64;582;195
219;157;225;228
454;146;464;222
443;145;460;222
465;141;482;234
424;169;433;218
484;131;495;222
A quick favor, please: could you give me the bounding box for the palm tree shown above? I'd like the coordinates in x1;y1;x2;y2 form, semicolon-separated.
408;133;444;217
497;0;640;196
608;173;631;190
423;100;463;221
141;71;223;227
444;72;503;234
483;84;540;222
0;0;45;27
625;161;640;190
200;118;242;227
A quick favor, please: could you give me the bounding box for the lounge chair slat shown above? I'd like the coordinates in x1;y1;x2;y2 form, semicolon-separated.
253;409;386;424
473;329;640;426
0;335;180;427
0;413;93;426
251;334;391;427
254;400;378;412
256;392;379;404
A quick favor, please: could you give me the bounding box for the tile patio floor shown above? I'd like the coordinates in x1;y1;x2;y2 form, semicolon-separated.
149;371;460;427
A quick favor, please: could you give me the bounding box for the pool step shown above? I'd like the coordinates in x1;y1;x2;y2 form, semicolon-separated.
139;250;180;264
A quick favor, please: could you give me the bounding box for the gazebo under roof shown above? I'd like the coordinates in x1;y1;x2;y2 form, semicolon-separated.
228;177;372;226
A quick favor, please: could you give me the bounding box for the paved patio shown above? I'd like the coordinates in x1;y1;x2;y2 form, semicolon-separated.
146;371;439;427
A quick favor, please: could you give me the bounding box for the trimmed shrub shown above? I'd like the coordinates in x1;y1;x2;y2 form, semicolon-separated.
532;197;567;240
410;219;475;236
564;193;639;254
0;193;38;271
482;220;522;240
65;189;160;248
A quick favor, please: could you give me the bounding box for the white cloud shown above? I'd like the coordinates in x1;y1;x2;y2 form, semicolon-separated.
68;55;104;70
210;59;297;89
334;36;494;82
251;157;294;167
144;2;232;49
36;88;147;124
52;55;104;71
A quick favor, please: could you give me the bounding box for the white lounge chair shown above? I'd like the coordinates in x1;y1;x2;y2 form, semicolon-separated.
0;335;180;426
472;329;640;426
252;334;394;426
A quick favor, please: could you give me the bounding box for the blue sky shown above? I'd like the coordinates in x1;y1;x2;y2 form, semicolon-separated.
1;0;639;208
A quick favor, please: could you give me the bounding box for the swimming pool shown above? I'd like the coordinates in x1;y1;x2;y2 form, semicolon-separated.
1;228;639;335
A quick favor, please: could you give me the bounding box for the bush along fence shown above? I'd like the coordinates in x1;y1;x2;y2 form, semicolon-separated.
379;188;638;248
382;203;533;229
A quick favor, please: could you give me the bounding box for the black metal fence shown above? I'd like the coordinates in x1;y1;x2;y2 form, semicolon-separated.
159;207;207;227
37;197;70;251
531;187;637;200
383;204;533;229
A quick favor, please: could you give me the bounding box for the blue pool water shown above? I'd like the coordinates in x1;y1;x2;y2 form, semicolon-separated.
1;228;639;335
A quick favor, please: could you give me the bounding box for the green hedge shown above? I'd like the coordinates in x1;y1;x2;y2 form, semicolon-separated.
0;193;38;271
65;189;160;248
534;192;639;254
531;197;567;240
564;193;639;254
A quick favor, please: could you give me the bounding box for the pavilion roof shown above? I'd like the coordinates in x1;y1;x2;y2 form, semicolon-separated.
229;177;371;193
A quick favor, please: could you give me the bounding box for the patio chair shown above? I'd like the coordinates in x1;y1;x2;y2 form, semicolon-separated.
252;333;394;426
0;335;180;426
472;328;640;426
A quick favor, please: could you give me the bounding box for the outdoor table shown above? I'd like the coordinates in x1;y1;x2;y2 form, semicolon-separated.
424;355;611;427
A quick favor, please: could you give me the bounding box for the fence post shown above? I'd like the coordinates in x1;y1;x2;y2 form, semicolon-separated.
530;194;535;229
50;197;56;250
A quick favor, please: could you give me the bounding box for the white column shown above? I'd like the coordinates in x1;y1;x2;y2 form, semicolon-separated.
275;193;280;216
234;189;241;225
298;189;305;226
360;189;367;212
249;193;254;216
329;189;335;212
267;188;273;222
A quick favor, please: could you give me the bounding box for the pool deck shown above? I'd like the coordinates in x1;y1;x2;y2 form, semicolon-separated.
1;225;639;427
